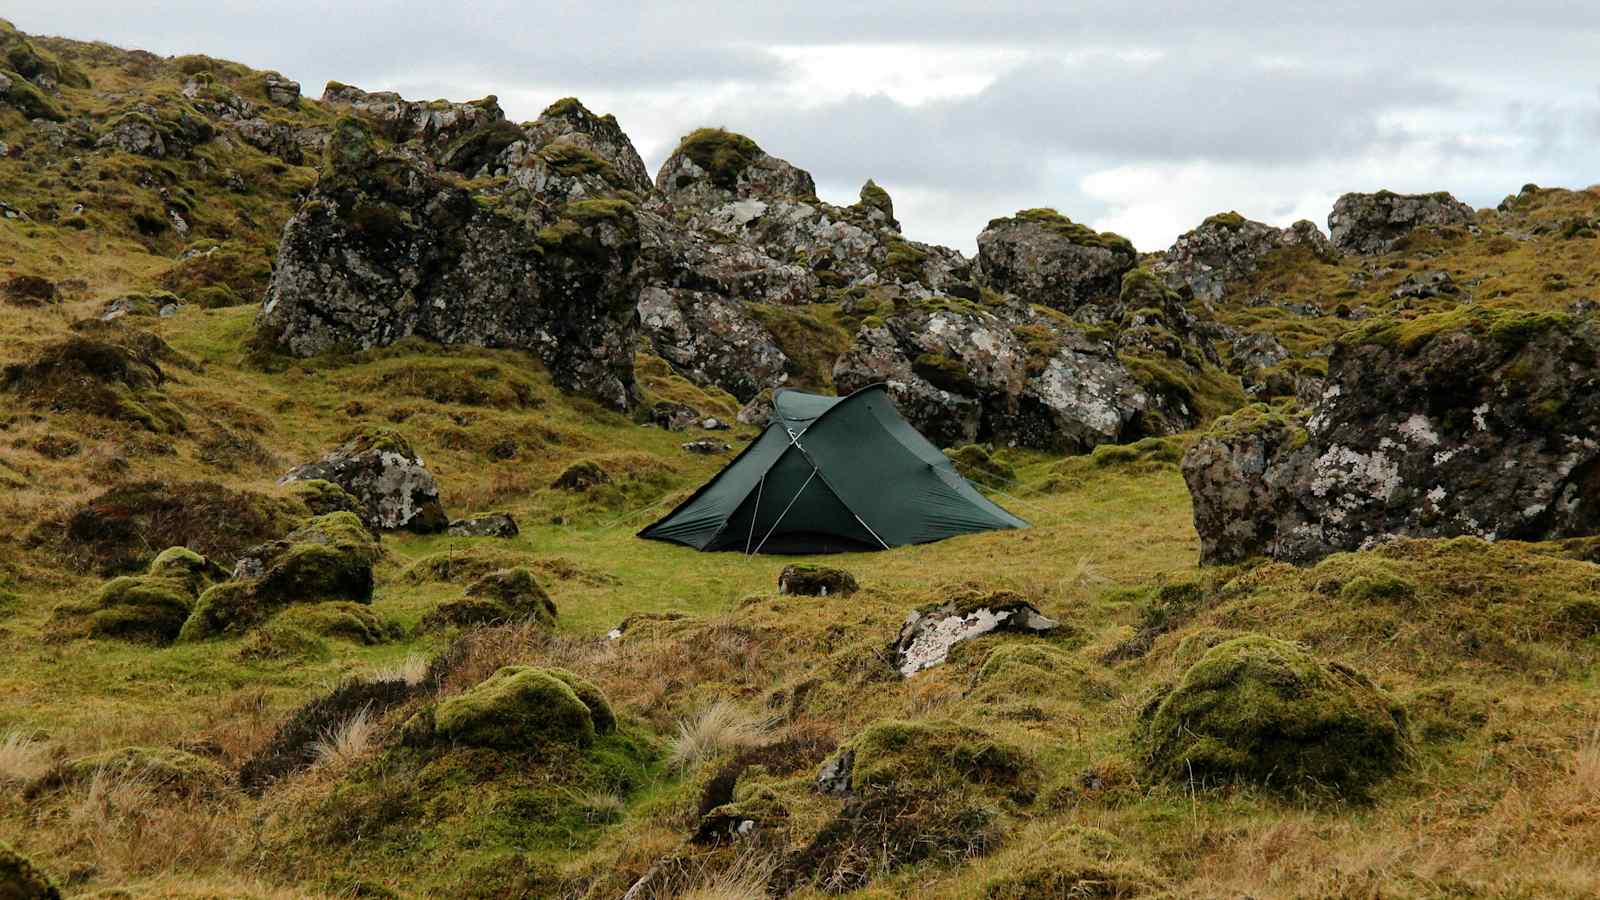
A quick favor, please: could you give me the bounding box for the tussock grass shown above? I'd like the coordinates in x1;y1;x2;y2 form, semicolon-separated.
670;701;767;772
0;729;51;783
310;705;379;769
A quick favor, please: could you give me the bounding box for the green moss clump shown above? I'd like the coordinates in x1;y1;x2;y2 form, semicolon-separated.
235;622;331;662
272;601;400;645
977;825;1163;899
1202;210;1248;231
972;644;1113;703
841;718;1033;794
1202;402;1309;448
544;668;616;735
675;127;763;190
912;352;980;396
425;666;607;750
995;208;1135;256
1138;635;1409;796
536;140;616;182
540;96;588;118
60;547;228;643
0;839;60;900
0;68;65;121
1342;305;1571;356
1337;572;1417;603
326;115;378;175
147;546;228;592
0;19;89;88
290;479;362;517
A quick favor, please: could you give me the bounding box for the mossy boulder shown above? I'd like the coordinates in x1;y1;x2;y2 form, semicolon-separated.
280;428;448;533
0;840;59;900
30;747;229;801
59;546;228;643
978;825;1162;898
178;512;380;640
975;208;1136;315
419;566;556;632
777;565;859;597
415;665;612;750
1138;635;1409;796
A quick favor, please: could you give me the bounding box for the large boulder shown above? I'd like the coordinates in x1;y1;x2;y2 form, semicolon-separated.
637;285;790;403
279;427;447;533
656;127;816;207
257;110;644;409
1183;307;1600;564
1327;190;1476;255
974;208;1136;317
1138;635;1409;795
1153;212;1332;303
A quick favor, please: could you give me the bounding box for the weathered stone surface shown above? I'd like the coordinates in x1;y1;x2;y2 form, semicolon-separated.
513;97;653;192
893;590;1058;676
261;72;300;107
681;438;730;454
320;81;506;167
778;565;859;597
974;209;1136;316
1153;212;1332;303
1328;190;1476;255
447;513;519;538
1184;308;1600;564
637;286;789;403
279;427;447;533
833;303;1150;451
257;111;643;409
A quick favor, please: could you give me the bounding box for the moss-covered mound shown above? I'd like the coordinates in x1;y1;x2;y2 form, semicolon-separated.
56;546;228;643
29;747;229;801
971;643;1115;705
1138;635;1409;796
1;335;183;433
288;479;362;517
271;601;400;644
674;127;763;190
408;665;614;750
0;840;60;900
833;718;1034;795
419;567;556;631
978;825;1162;898
178;512;380;640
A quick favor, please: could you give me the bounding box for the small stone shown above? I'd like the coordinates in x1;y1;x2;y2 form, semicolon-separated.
681;439;730;454
447;513;519;538
894;590;1059;677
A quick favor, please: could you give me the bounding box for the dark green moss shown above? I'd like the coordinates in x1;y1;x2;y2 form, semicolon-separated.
674;127;763;190
1202;210;1248;231
993;208;1135;256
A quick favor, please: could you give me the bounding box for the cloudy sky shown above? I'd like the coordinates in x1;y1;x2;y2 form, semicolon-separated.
14;2;1600;252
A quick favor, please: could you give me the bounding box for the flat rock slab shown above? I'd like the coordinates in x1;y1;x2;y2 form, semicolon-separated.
894;593;1058;677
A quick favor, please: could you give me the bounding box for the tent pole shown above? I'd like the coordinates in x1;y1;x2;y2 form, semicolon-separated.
744;475;765;555
852;513;891;550
751;468;817;555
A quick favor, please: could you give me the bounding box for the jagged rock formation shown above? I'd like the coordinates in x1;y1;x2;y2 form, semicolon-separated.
1328;190;1477;255
1183;307;1600;564
257;101;644;408
1153;211;1332;302
974;209;1136;317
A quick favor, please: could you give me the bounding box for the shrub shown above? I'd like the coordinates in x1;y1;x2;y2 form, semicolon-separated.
671;700;765;771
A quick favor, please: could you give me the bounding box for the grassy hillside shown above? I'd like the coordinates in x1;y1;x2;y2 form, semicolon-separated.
2;21;1599;900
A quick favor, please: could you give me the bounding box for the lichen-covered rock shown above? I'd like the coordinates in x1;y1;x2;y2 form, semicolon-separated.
975;208;1136;316
447;513;519;538
1153;211;1331;303
637;286;791;403
833;303;1151;451
261;72;300;107
257;109;644;410
320;81;507;168
415;665;610;750
0;840;61;900
893;590;1059;676
1184;308;1600;564
657;127;816;207
514;97;653;192
179;512;380;640
681;438;729;454
777;565;859;597
279;427;447;533
1137;635;1408;794
1328;190;1476;255
419;566;555;631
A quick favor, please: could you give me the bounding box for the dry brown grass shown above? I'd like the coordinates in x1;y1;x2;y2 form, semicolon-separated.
310;705;379;770
669;700;767;772
0;729;52;784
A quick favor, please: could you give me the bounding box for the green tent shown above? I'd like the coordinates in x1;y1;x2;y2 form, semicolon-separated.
639;385;1027;553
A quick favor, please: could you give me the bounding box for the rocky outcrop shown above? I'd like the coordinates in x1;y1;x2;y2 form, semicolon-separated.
637;285;790;403
320;81;510;169
974;209;1136;317
1153;212;1332;302
1328;190;1476;255
893;590;1059;676
257;111;644;408
279;427;447;533
1183;307;1600;564
517;97;653;192
833;300;1151;451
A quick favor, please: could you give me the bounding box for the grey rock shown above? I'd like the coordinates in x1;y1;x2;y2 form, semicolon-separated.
1154;213;1332;303
815;748;855;796
1328;191;1476;255
974;209;1136;316
279;428;448;533
1390;270;1459;300
262;72;301;107
681;438;731;454
637;285;789;403
447;513;519;538
1184;311;1600;564
894;593;1059;677
647;400;700;431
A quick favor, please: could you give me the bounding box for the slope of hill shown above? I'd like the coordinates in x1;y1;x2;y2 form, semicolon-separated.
2;20;1599;900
